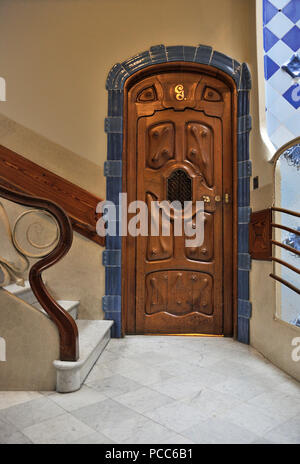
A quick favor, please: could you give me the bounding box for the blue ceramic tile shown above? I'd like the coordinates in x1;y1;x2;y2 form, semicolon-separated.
150;45;168;63
107;134;123;160
106;234;122;250
103;295;121;312
238;270;250;300
105;117;123;134
237;133;250;161
238;206;251;224
166;46;185;62
108;90;123;117
105;312;122;338
106;177;122;204
282;25;300;51
238;178;250;206
106;63;122;90
239;63;252;90
103;250;121;267
238;253;251;271
183;46;196;62
283;83;300;108
237;316;250;344
238;160;252;178
264;27;280;52
106;63;129;91
121;51;152;75
105;267;121;295
233;67;242;87
263;0;279;25
194;45;213;65
238;299;252;319
104;160;122;178
238;115;252;134
210;51;234;76
238;224;249;253
237;90;250;117
282;1;300;24
264;55;280;79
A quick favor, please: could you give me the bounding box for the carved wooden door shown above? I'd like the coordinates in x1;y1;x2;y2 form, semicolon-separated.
124;67;233;335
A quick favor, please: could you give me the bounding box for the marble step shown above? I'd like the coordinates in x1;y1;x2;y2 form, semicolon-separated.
32;300;79;320
3;281;78;320
54;320;114;393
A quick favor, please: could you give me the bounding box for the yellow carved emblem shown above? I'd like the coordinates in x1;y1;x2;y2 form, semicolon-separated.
174;84;185;101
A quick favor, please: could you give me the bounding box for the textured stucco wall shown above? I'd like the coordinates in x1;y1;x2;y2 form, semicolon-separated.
0;289;60;390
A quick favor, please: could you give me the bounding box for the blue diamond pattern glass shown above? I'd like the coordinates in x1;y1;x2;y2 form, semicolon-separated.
264;1;300;148
282;1;300;24
283;84;300;109
282;25;300;51
265;55;280;79
263;0;279;25
264;27;280;51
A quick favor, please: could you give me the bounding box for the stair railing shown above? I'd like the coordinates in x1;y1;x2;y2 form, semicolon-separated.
270;206;300;296
0;184;79;361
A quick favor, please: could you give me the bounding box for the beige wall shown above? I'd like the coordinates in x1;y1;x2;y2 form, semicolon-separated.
0;0;299;381
0;0;257;166
0;289;60;390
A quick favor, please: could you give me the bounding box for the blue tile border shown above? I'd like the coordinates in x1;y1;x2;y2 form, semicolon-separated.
238;160;252;178
105;117;123;134
103;45;252;342
104;160;122;177
103;250;121;267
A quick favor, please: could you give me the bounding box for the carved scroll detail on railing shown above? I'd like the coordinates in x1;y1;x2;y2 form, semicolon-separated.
0;185;79;361
13;209;60;258
0;206;61;287
0;201;29;287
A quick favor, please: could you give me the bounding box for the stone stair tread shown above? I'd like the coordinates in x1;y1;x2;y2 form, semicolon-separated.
3;280;31;295
76;320;113;362
54;319;113;393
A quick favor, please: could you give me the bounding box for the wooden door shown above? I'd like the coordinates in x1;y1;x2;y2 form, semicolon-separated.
124;67;234;335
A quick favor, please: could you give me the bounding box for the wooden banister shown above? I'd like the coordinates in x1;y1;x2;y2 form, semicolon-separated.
271;206;300;218
0;184;79;361
0;144;105;246
270;273;300;296
269;207;300;298
271;223;300;237
271;239;300;257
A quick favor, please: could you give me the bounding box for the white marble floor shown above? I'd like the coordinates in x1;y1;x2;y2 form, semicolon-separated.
1;336;300;444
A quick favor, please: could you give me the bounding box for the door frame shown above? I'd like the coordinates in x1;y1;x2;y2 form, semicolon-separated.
103;45;252;343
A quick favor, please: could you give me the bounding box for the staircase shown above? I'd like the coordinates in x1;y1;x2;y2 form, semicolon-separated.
3;282;113;393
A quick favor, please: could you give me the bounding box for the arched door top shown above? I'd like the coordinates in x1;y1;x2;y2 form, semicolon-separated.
106;44;251;92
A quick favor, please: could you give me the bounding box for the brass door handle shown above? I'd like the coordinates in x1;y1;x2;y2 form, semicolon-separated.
202;195;211;203
224;193;231;204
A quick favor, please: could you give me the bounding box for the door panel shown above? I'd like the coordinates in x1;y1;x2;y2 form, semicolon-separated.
124;69;233;335
145;270;213;316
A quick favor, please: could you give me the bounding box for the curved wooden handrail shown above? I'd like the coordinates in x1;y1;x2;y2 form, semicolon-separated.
0;184;79;361
271;207;300;218
271;223;300;237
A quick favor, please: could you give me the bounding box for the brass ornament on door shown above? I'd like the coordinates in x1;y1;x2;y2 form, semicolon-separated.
174;84;185;101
